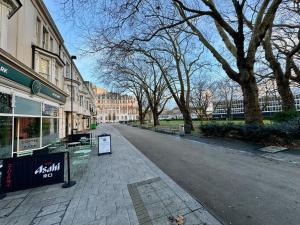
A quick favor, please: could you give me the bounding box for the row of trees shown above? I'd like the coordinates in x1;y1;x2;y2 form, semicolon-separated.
61;0;299;128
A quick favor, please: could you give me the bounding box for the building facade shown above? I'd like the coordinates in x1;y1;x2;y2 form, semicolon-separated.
0;0;96;158
96;88;138;123
212;94;300;118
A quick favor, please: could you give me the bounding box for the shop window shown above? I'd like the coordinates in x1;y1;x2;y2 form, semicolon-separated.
43;104;58;117
18;117;41;151
0;117;12;158
0;92;12;114
42;118;58;146
15;96;41;116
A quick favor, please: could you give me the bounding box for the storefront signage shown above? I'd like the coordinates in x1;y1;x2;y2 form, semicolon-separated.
43;104;58;117
0;61;66;102
1;152;65;192
98;133;112;155
19;138;40;151
31;80;41;94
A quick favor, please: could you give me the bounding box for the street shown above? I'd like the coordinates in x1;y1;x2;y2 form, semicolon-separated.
115;124;300;225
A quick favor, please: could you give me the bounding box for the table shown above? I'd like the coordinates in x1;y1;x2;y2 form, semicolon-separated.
67;142;81;149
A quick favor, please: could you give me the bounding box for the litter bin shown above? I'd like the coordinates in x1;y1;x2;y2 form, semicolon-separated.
179;125;185;136
98;133;112;155
184;124;192;134
91;123;97;129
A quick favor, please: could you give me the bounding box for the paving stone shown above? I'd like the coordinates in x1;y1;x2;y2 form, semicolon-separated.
141;191;161;206
31;210;65;225
145;202;171;220
0;199;10;209
3;213;37;225
0;206;16;217
259;146;288;153
36;203;60;217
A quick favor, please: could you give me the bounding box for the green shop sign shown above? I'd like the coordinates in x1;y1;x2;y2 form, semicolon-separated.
0;60;66;102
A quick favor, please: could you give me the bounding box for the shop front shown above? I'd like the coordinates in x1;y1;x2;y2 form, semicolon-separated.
0;56;67;158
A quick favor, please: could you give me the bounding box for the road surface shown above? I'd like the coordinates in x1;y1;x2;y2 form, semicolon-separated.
115;124;300;225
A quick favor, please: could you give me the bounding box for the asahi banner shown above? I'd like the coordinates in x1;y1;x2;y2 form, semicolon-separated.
1;152;65;192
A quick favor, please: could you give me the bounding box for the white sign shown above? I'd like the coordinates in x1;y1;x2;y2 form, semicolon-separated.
98;135;111;155
19;138;40;150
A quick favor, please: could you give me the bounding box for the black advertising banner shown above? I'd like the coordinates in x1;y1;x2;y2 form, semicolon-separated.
1;152;65;192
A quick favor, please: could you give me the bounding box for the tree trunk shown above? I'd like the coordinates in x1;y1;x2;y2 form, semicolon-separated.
181;108;194;132
240;75;263;125
276;76;296;111
138;108;145;125
137;101;145;125
152;110;160;126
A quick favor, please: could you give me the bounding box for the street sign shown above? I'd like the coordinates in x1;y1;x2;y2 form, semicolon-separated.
1;152;65;192
98;134;112;155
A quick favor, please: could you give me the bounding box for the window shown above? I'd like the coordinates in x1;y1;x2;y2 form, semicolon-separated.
36;18;41;46
0;92;12;114
50;37;54;52
65;63;70;78
17;117;41;151
80;96;83;106
55;64;61;87
0;117;13;158
42;118;58;146
42;26;49;50
15;96;41;116
39;58;50;80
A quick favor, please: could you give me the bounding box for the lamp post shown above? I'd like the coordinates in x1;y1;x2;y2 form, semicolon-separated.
62;55;77;189
70;55;77;141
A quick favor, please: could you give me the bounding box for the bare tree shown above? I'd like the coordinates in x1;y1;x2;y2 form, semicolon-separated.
190;76;215;123
259;1;299;111
100;53;170;126
132;28;209;131
59;0;285;125
213;78;242;120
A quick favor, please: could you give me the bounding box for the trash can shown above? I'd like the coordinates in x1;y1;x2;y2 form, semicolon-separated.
91;123;96;129
184;124;192;134
98;133;112;155
179;125;185;136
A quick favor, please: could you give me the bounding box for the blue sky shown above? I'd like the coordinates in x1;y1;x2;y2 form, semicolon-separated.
44;0;102;86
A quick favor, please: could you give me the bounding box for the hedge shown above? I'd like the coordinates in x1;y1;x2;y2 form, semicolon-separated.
199;118;300;145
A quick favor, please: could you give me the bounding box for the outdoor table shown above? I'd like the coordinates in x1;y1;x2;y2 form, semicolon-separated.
67;142;81;149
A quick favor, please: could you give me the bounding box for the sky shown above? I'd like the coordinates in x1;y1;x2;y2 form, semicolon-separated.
44;0;103;87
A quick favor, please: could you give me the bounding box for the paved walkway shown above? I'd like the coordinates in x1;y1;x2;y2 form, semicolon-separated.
0;124;221;225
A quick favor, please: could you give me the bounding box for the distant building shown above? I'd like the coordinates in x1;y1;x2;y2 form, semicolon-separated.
96;88;138;123
213;94;300;118
159;108;184;120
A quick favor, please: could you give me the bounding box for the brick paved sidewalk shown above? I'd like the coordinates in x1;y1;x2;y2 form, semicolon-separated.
0;124;222;225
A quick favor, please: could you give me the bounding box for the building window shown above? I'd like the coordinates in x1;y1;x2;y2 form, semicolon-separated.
0;117;13;158
50;37;54;52
65;62;70;78
42;26;49;50
80;96;83;106
39;58;50;80
36;18;41;46
0;92;12;114
42;118;58;146
55;64;60;86
17;117;41;151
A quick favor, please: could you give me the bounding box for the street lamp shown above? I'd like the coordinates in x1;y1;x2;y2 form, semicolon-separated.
70;55;77;141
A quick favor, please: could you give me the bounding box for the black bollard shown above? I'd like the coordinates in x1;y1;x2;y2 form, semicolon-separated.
62;151;76;188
